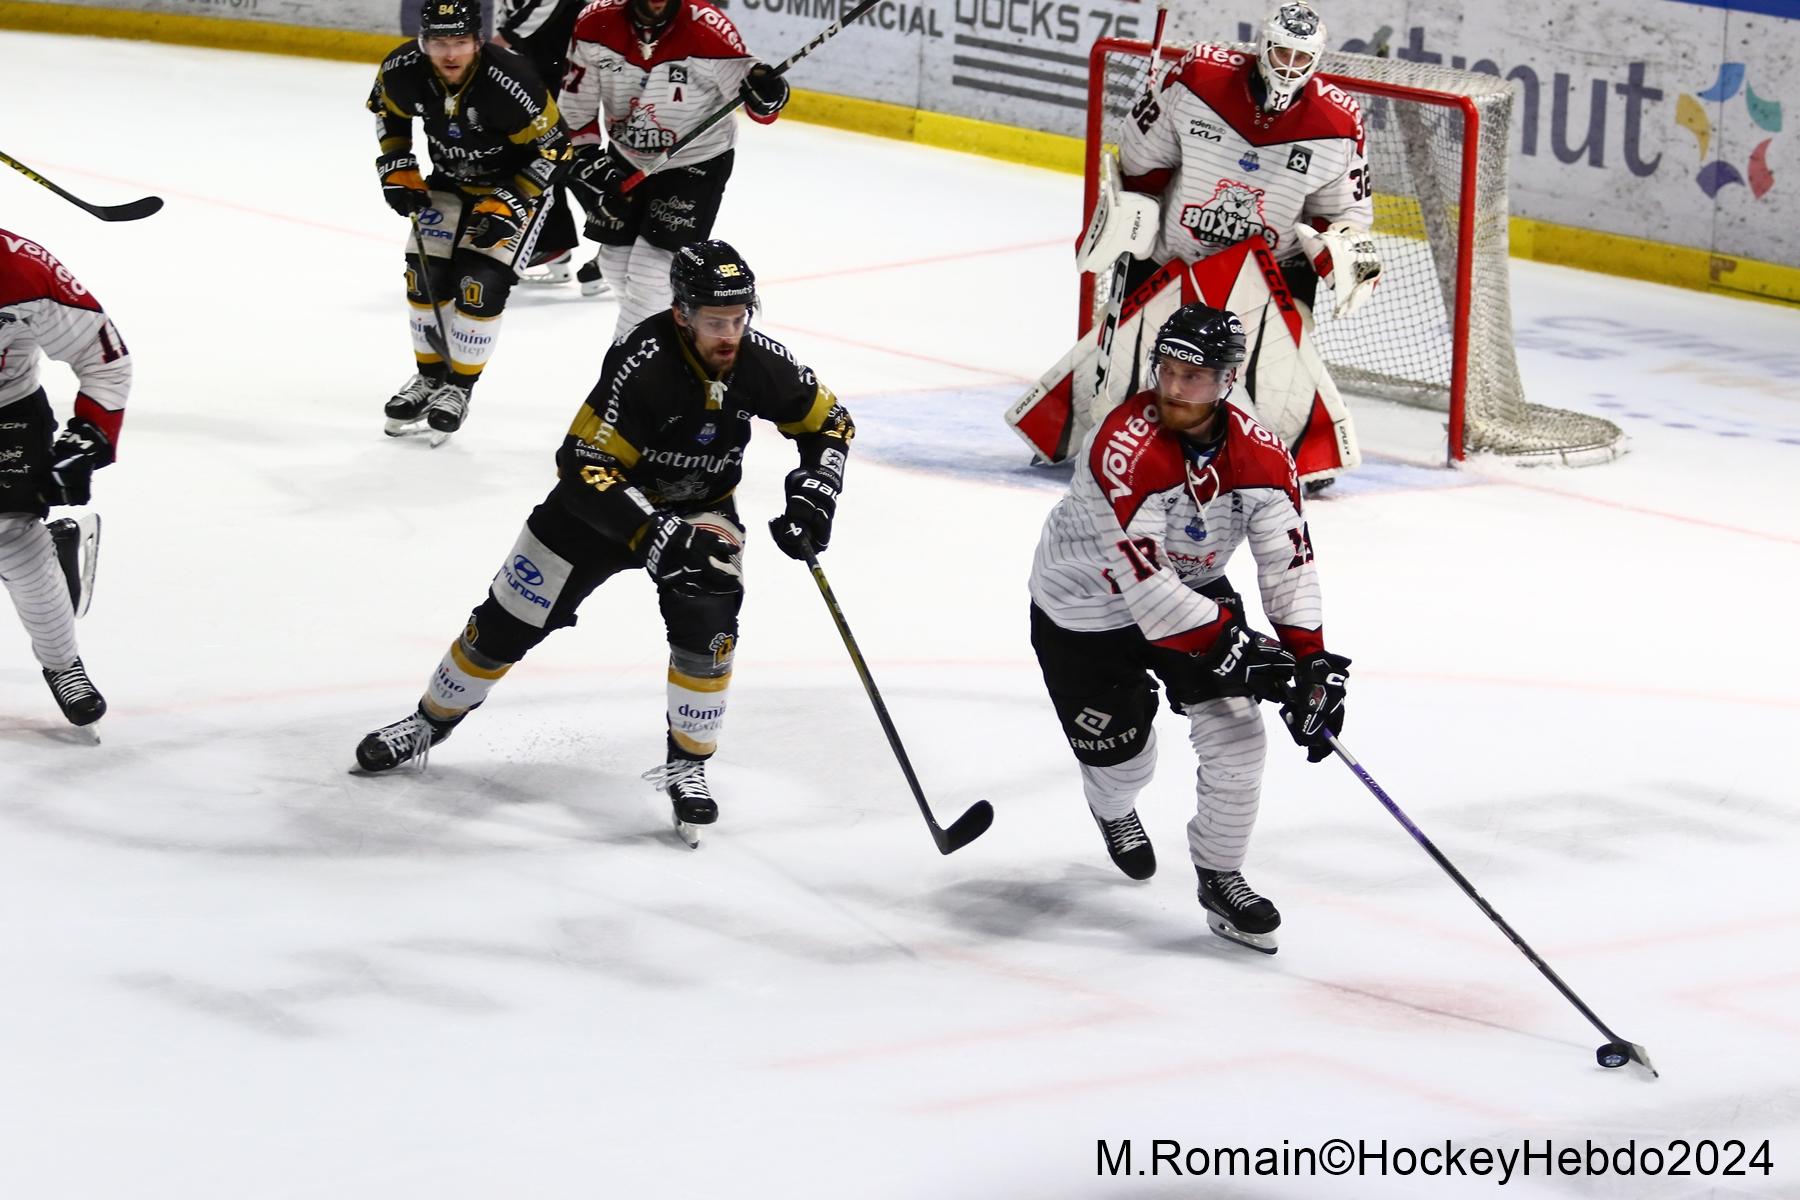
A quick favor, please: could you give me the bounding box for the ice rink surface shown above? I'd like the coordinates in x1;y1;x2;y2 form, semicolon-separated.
3;30;1798;1200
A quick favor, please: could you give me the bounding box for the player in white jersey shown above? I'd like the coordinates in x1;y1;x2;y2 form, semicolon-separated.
1027;303;1351;953
560;0;790;341
1113;1;1382;492
0;229;129;728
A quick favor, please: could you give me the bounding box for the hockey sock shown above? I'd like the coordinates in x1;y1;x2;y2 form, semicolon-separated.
448;308;502;383
1079;729;1157;819
666;643;731;758
1184;696;1267;872
422;626;512;722
612;240;674;344
0;515;79;670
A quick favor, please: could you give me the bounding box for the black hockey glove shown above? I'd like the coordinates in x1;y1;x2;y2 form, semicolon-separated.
45;416;113;507
768;465;841;560
377;152;429;217
642;513;742;595
468;189;526;249
1156;615;1295;713
1282;651;1351;762
739;63;790;119
570;148;628;214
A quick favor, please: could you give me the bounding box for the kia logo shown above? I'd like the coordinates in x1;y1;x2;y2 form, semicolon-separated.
513;555;544;585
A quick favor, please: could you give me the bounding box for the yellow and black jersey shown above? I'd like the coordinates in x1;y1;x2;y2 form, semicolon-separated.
367;41;571;201
553;311;855;547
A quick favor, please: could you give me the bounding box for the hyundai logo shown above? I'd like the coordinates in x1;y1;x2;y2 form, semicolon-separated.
512;555;544;585
419;208;444;226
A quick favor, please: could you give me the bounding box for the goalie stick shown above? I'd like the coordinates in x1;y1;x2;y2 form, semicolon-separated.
617;0;882;195
1;151;163;222
801;541;993;855
1322;731;1657;1078
1089;2;1168;406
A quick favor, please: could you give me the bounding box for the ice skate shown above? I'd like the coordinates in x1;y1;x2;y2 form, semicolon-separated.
518;248;573;286
642;757;717;848
576;253;610;298
384;372;439;436
355;706;458;773
423;380;473;446
1196;866;1280;954
43;658;105;730
1092;807;1155;880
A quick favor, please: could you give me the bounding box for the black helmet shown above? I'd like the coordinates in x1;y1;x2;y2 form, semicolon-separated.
1153;304;1247;369
419;0;481;40
670;240;758;312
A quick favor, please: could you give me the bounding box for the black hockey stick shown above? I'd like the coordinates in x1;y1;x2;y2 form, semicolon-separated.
1;150;163;222
617;0;882;195
407;212;454;365
1322;731;1657;1077
801;542;993;855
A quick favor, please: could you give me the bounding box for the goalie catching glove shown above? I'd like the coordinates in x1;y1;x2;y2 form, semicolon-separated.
1293;221;1382;317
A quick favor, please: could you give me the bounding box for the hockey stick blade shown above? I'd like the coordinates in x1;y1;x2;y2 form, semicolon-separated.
934;799;994;855
1;151;163;221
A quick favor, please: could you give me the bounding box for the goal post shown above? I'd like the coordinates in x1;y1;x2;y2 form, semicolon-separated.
1080;37;1626;466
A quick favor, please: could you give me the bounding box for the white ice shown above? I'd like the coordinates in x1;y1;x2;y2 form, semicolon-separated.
3;31;1798;1200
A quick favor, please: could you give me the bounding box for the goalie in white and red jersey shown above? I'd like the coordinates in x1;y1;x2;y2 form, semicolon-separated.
1118;2;1378;491
1027;304;1351;954
1016;2;1380;493
0;229;128;729
560;0;790;342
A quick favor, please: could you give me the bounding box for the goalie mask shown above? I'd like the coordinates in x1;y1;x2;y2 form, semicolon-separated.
1256;2;1327;113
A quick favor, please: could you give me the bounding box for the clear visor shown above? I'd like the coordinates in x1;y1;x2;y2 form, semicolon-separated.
684;305;752;339
1153;359;1235;397
420;34;478;53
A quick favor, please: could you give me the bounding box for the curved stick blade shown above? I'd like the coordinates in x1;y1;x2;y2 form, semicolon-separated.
935;800;994;855
97;195;163;222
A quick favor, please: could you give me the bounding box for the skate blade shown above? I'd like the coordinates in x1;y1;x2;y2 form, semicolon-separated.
518;269;573;286
384;418;431;437
427;429;454;448
1206;912;1278;954
674;815;701;848
580;280;612;298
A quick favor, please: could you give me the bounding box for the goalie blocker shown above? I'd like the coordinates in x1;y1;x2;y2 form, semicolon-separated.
1007;237;1361;488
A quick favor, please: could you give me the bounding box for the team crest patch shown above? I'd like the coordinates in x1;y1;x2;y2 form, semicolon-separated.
695;421;717;445
670;65;687;83
1238;149;1260;172
1179;180;1278;251
613;99;677;152
1286;146;1312;174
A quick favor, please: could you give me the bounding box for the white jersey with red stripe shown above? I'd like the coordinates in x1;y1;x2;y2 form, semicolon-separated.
1120;42;1372;268
560;0;768;171
0;229;130;448
1028;392;1325;659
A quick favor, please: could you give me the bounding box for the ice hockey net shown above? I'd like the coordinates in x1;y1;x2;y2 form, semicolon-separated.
1081;38;1625;466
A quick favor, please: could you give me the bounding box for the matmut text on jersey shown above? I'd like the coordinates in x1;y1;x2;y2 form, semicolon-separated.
1029;394;1324;659
561;0;771;171
551;312;853;548
1120;42;1372;266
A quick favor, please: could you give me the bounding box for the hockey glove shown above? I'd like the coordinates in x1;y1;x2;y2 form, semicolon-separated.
45;416;113;508
1155;615;1295;713
642;513;743;595
1282;651;1351;762
740;64;790;119
768;465;841;560
378;152;430;217
570;147;628;213
469;189;526;249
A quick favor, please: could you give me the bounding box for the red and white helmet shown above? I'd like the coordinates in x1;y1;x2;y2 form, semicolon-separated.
1256;2;1327;113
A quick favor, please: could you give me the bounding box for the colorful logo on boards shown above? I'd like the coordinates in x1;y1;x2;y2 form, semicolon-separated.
1675;63;1781;199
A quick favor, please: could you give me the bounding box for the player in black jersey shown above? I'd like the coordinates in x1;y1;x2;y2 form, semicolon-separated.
354;241;856;845
369;0;574;440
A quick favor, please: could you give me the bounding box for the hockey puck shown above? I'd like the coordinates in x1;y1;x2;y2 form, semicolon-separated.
1596;1042;1631;1069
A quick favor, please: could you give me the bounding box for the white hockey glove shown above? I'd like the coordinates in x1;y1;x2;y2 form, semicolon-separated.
1294;221;1382;318
1076;150;1160;273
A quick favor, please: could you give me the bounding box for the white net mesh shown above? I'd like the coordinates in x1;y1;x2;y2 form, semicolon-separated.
1084;40;1625;465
